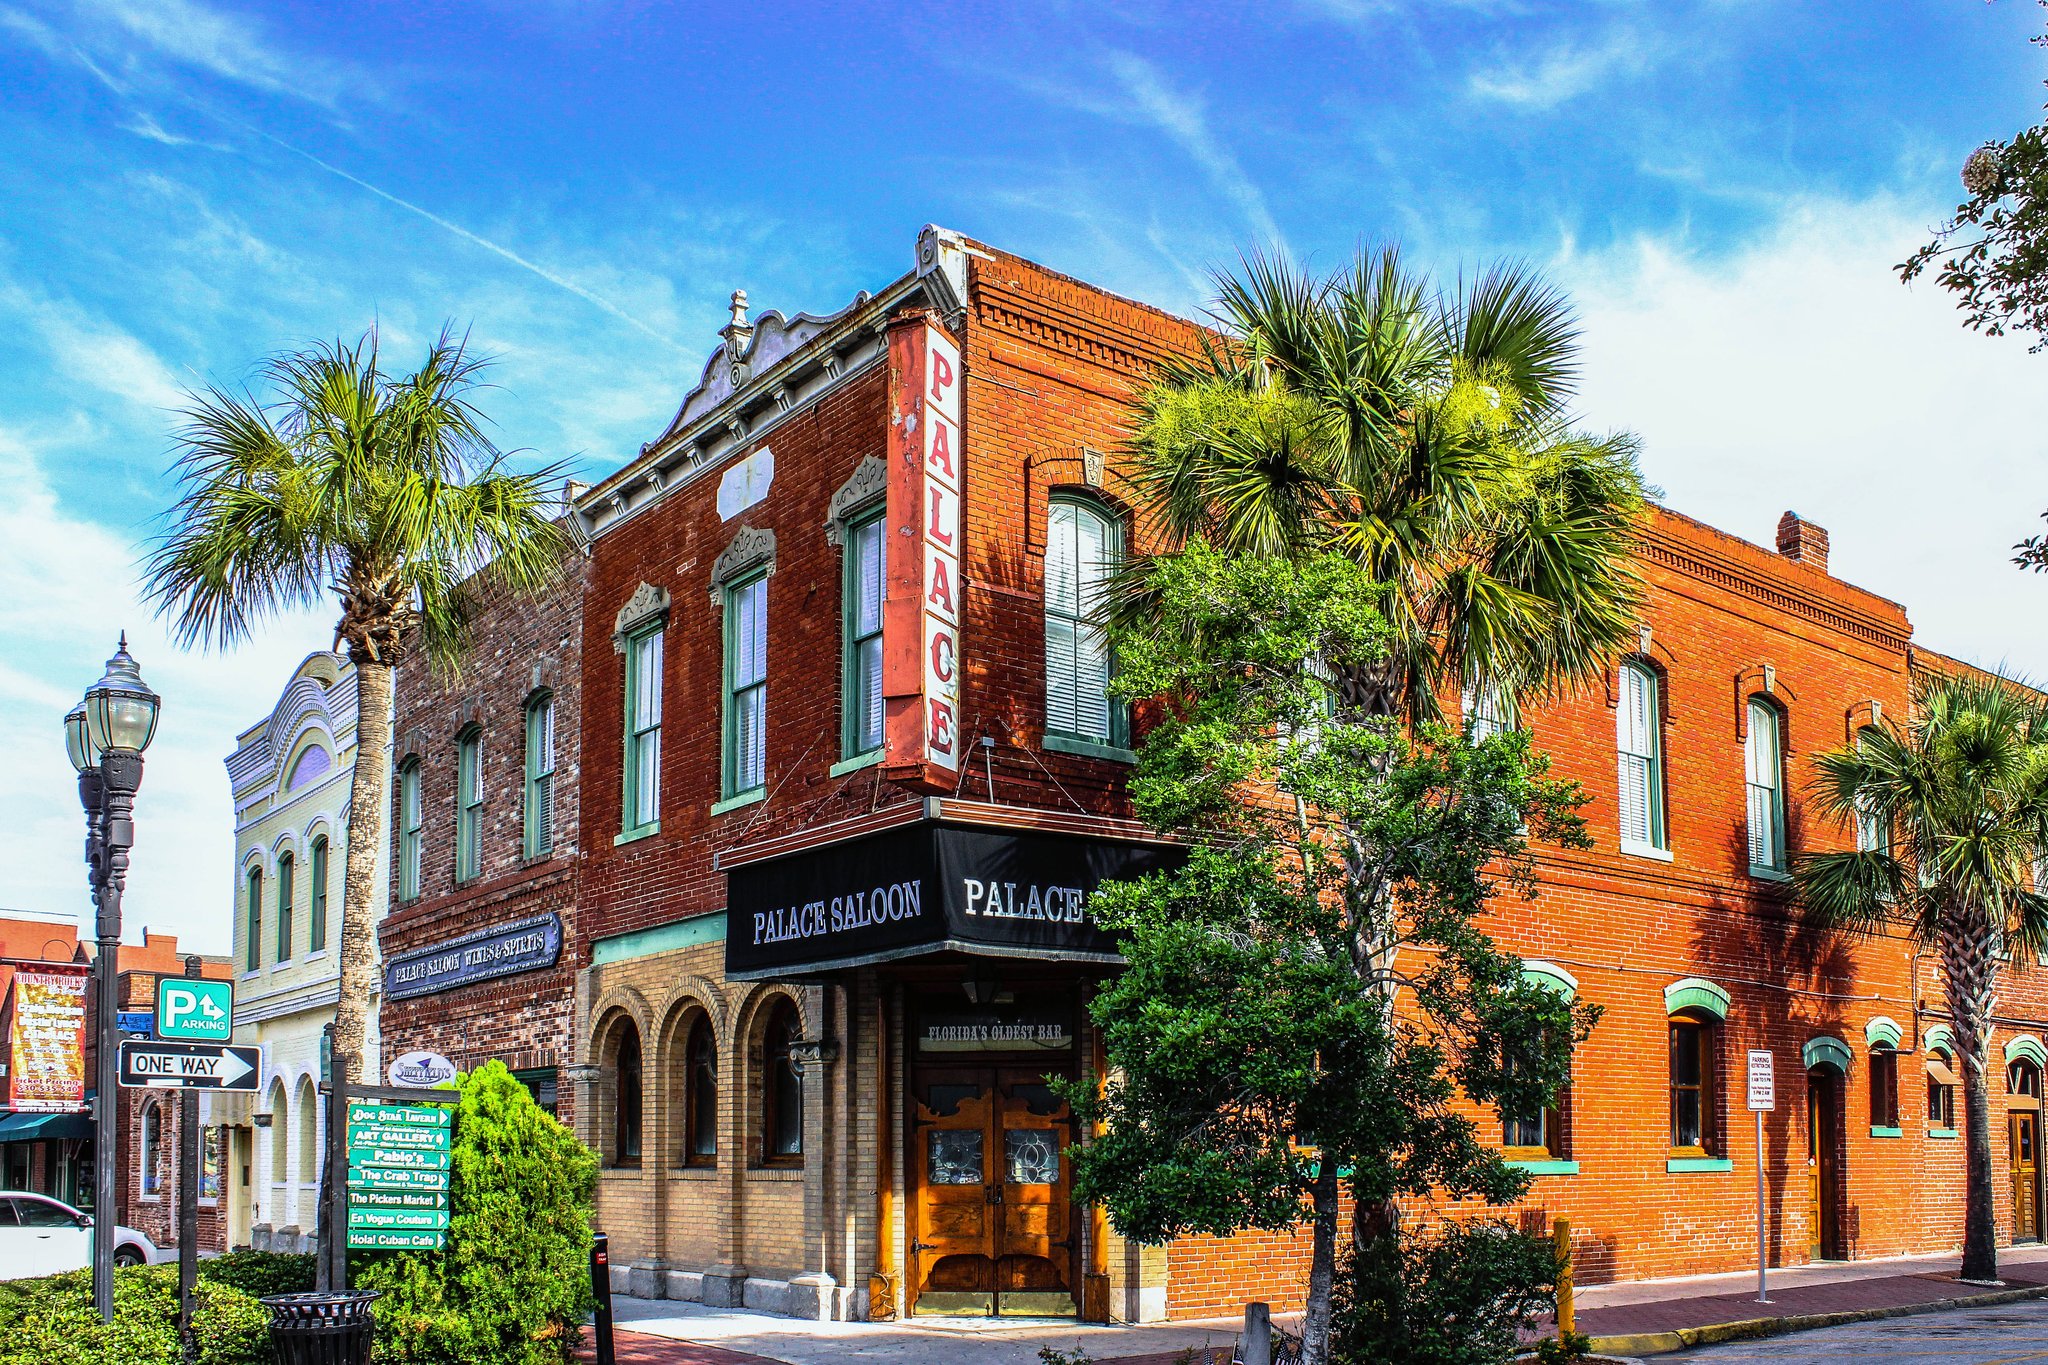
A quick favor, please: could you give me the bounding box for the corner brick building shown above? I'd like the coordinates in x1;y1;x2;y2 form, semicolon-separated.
383;225;2048;1323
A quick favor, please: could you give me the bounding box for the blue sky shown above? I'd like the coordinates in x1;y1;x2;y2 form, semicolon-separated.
3;0;2046;951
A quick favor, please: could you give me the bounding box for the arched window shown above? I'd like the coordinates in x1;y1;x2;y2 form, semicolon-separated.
1745;699;1786;874
455;728;483;883
762;1001;803;1165
1869;1045;1899;1130
1617;662;1666;854
1928;1048;1958;1130
244;865;263;972
612;1021;643;1168
1669;1014;1721;1156
1854;726;1886;853
524;693;556;860
267;1084;289;1184
275;851;294;963
684;1015;718;1167
2012;1060;2044;1100
308;836;329;952
1045;496;1124;747
296;1079;318;1186
397;759;423;900
141;1103;163;1196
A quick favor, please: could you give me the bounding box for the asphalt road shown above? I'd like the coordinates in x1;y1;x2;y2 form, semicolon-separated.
1673;1299;2048;1365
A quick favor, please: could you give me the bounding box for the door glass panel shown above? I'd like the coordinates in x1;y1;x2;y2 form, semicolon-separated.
926;1084;980;1117
1011;1083;1061;1116
928;1129;984;1185
1005;1129;1060;1185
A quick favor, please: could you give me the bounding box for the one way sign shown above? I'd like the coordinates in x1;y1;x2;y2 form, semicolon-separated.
118;1040;260;1091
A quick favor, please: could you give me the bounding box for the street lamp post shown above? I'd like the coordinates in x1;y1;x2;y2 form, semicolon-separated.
66;634;160;1322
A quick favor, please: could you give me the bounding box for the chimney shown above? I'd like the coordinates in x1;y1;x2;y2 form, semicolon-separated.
1776;511;1829;573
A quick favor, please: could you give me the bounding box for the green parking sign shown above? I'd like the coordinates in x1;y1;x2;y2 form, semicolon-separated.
156;978;233;1042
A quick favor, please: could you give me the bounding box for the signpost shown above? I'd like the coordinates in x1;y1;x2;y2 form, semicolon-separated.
1746;1049;1775;1304
344;1095;453;1254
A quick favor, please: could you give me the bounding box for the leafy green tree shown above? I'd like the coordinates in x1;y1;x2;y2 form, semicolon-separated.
354;1062;599;1365
1793;672;2048;1284
1120;248;1647;724
1069;543;1596;1365
146;327;569;1159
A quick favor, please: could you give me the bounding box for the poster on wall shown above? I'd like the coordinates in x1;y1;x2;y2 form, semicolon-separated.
202;1126;222;1201
5;966;91;1113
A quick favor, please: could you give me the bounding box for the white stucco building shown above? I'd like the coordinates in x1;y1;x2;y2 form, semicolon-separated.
217;652;387;1251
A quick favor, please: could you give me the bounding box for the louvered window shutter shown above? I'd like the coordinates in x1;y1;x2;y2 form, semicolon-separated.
1615;665;1657;847
1746;700;1780;868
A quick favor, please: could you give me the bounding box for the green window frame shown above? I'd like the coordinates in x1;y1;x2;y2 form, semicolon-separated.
723;572;769;800
842;510;886;760
1745;699;1787;874
308;835;329;952
275;851;294;963
455;728;483;884
1855;725;1885;852
1045;495;1127;747
244;865;262;971
397;759;422;900
622;626;663;835
524;692;556;859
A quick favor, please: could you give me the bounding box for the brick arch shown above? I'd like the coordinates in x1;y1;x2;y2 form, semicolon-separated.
587;985;655;1063
655;982;725;1170
653;977;726;1057
729;983;809;1167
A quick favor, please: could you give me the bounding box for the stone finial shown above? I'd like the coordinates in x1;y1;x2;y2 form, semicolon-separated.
721;290;755;387
1775;511;1830;573
728;289;749;330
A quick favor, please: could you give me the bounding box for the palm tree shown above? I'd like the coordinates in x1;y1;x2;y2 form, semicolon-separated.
146;325;569;1221
1123;247;1647;722
1794;672;2048;1284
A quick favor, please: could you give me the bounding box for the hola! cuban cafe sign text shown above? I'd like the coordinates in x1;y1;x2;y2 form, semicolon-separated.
884;311;962;789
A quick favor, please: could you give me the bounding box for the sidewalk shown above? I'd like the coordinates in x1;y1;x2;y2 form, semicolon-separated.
1557;1243;2048;1355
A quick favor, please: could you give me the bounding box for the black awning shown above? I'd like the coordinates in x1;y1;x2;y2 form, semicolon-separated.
723;820;1181;980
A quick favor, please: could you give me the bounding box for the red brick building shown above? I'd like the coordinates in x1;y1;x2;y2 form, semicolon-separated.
386;226;2048;1322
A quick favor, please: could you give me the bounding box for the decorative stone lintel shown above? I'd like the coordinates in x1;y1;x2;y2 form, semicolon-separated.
823;456;887;545
709;525;777;603
612;582;672;652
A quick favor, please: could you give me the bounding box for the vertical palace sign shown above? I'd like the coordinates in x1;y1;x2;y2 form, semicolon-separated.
884;310;964;788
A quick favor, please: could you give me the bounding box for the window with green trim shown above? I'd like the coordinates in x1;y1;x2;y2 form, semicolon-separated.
1928;1048;1957;1127
724;573;768;798
525;692;556;859
244;865;262;971
1502;1034;1566;1160
1617;662;1666;852
1870;1045;1899;1128
1745;699;1787;873
275;851;294;962
1045;495;1125;745
623;626;663;833
397;758;422;900
1855;726;1886;852
308;835;328;951
1669;1015;1719;1155
455;727;483;883
843;511;885;758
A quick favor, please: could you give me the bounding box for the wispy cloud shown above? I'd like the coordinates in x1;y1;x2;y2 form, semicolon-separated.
1468;29;1657;109
3;282;191;414
121;110;228;150
65;0;369;110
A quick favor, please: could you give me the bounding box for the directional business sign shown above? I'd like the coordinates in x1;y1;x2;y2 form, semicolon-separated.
346;1098;454;1251
155;978;233;1042
118;1040;260;1090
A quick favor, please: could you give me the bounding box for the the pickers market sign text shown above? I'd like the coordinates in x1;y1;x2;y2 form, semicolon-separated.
883;312;963;789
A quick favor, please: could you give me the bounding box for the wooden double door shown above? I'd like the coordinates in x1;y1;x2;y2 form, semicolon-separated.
2014;1111;2043;1243
910;1065;1077;1316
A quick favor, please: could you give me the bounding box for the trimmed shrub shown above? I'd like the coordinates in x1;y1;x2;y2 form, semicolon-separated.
1331;1219;1560;1365
0;1264;268;1365
353;1060;598;1365
197;1249;317;1299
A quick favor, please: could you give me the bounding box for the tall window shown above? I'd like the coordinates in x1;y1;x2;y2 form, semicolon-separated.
308;836;329;952
140;1104;162;1197
1617;663;1666;853
612;1021;643;1168
1464;681;1510;743
1928;1048;1958;1128
1502;1038;1566;1160
275;851;294;963
1870;1046;1899;1128
1669;1017;1717;1154
397;760;422;900
724;573;768;798
524;693;556;859
1745;700;1786;873
762;1001;803;1164
244;866;262;971
1045;497;1124;745
684;1015;718;1167
843;512;885;758
623;627;663;832
1855;726;1886;853
455;728;483;883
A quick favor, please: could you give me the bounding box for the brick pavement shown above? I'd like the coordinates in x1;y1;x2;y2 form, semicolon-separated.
1561;1265;2048;1342
578;1327;783;1365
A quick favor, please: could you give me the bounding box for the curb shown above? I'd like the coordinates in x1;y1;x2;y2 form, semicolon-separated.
1586;1280;2048;1357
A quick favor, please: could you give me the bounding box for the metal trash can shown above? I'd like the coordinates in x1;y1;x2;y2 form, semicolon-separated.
258;1290;380;1365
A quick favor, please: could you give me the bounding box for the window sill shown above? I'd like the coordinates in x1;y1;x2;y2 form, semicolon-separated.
302;950;328;963
710;789;765;817
1621;841;1674;863
829;750;882;777
667;1166;719;1179
1508;1159;1580;1176
1749;866;1792;884
1667;1157;1734;1173
1929;1127;1960;1140
614;823;660;847
1044;733;1136;764
1869;1125;1903;1139
748;1165;804;1181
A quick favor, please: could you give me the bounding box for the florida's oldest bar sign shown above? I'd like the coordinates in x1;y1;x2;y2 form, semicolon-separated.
883;311;963;788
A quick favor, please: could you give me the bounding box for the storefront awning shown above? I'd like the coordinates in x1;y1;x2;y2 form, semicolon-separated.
0;1109;93;1142
724;819;1182;980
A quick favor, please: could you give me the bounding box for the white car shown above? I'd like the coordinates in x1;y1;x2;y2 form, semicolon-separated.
0;1192;159;1281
